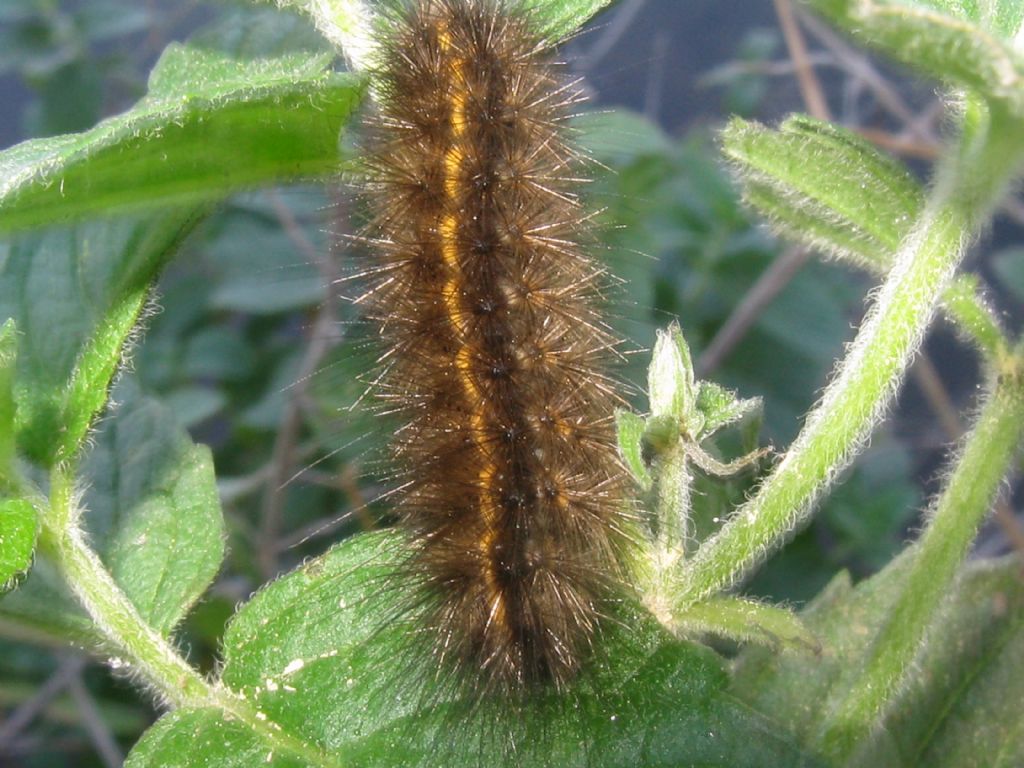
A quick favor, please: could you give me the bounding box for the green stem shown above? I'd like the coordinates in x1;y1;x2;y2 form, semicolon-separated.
643;443;691;623
656;443;691;556
941;274;1009;362
817;359;1024;761
676;100;1024;605
39;465;344;767
39;466;211;708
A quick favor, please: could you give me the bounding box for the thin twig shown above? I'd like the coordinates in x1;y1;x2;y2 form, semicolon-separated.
3;735;92;756
910;354;964;441
575;0;647;73
696;246;812;376
700;53;835;84
66;674;124;768
855;127;940;160
642;30;669;123
256;191;344;579
773;0;831;120
798;10;936;137
0;656;85;749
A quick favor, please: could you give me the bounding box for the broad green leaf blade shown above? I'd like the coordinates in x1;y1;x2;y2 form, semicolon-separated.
0;498;36;592
0;319;16;471
875;556;1024;768
282;0;617;70
673;596;819;652
81;380;224;635
722;115;923;272
731;560;908;749
0;45;364;231
125;709;310;768
204;199;328;315
807;0;1024;118
2;211;204;466
129;532;824;767
731;553;1024;764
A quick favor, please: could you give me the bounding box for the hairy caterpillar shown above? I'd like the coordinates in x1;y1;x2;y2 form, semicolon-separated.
359;0;632;696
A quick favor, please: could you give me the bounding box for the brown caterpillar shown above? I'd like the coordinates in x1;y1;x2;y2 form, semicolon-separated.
359;0;631;695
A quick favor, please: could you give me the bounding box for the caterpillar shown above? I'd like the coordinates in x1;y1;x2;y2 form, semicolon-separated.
360;0;631;696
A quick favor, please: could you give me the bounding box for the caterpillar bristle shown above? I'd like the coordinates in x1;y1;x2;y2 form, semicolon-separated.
361;0;632;695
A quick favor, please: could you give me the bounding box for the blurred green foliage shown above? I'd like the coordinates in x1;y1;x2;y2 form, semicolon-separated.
4;0;1015;764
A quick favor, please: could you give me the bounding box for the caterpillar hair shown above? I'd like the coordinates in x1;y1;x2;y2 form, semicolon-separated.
359;0;632;696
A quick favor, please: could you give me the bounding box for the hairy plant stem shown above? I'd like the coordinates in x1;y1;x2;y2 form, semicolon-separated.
643;442;690;624
35;466;344;765
38;465;211;708
676;99;1024;605
38;465;345;766
941;274;1008;361
818;355;1024;762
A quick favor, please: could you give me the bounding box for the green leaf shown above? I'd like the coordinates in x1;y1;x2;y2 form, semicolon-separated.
723;115;1009;360
695;381;762;438
80;380;224;635
204;203;327;315
162;387;226;429
524;0;618;38
128;532;823;767
573;110;675;166
283;0;617;73
0;498;37;593
616;409;651;490
673;596;820;653
2;212;204;466
722;115;923;272
877;557;1024;768
0;45;364;231
126;708;310;768
648;321;698;427
807;0;1024;118
183;327;257;383
896;0;1024;36
732;553;1024;764
0;319;16;472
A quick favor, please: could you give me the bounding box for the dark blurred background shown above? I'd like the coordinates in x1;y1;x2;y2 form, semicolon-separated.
1;1;1022;765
